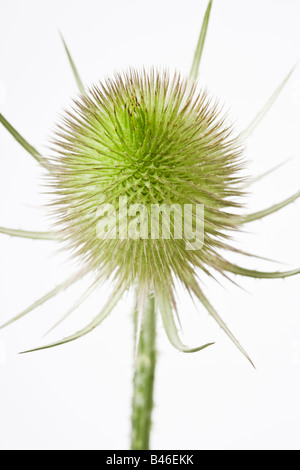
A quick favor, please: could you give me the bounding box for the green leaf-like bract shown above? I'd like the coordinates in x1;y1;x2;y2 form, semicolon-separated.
60;32;85;94
0;113;47;168
189;0;213;81
0;226;56;240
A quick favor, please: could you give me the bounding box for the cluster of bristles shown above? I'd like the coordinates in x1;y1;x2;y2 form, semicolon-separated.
49;69;245;304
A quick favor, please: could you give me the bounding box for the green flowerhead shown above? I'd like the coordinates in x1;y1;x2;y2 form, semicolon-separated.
1;1;299;365
50;69;244;298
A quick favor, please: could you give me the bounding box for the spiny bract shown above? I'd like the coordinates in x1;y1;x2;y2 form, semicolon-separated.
50;69;244;300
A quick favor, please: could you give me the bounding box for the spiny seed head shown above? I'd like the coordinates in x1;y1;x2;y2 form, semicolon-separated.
48;69;245;296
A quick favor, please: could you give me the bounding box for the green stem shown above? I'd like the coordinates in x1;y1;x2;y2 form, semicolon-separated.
131;293;157;450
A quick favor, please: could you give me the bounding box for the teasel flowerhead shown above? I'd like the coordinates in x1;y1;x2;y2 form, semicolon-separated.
46;68;251;353
1;1;299;365
50;70;242;296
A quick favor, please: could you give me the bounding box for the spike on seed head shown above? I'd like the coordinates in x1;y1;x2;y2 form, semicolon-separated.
48;68;246;299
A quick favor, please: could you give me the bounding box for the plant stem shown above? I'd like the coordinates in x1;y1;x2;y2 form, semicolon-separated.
131;293;157;450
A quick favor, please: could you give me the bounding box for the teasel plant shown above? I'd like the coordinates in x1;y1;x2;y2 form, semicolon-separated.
0;0;299;450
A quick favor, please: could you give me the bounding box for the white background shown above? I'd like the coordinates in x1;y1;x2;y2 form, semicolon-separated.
0;0;300;450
